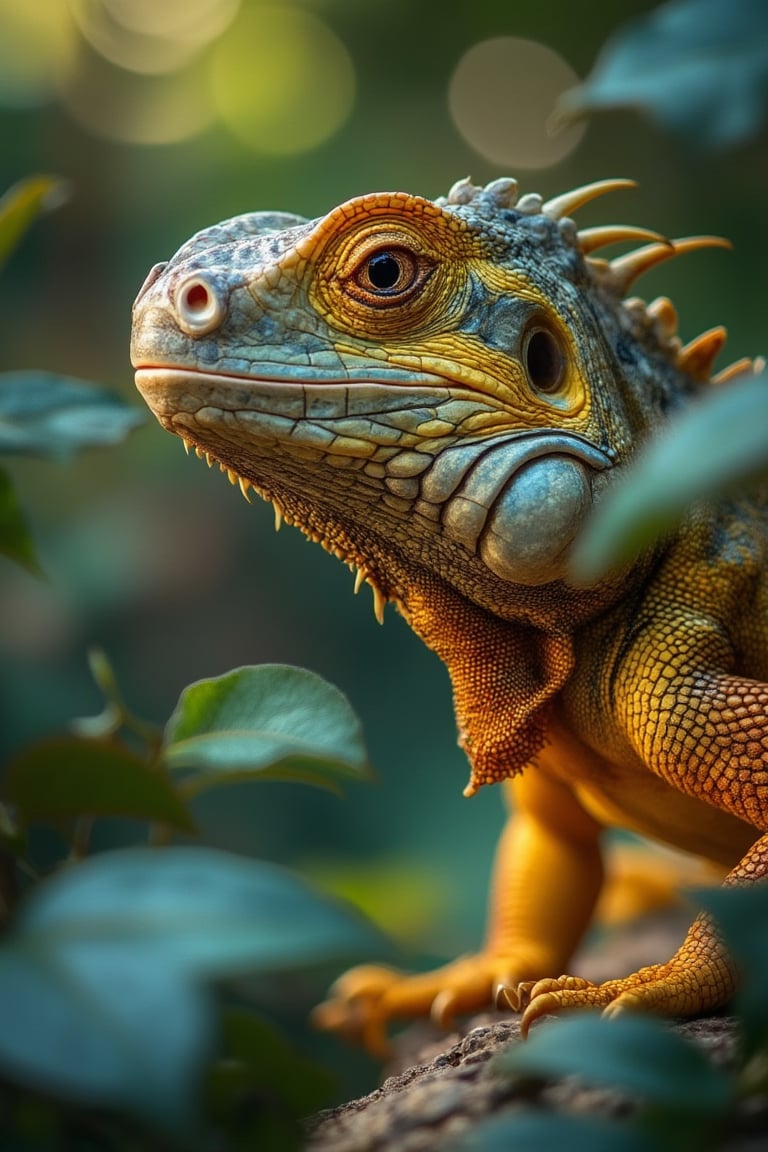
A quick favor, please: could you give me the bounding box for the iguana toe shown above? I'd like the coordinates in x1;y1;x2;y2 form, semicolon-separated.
313;953;529;1055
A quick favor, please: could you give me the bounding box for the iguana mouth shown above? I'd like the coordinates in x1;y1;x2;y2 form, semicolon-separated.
136;364;614;590
134;367;612;465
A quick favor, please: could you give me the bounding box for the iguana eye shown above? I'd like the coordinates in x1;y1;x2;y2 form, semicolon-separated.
356;248;419;297
522;324;566;394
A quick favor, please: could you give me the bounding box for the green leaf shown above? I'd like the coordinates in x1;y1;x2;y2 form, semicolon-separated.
497;1013;731;1115
562;0;768;147
453;1111;659;1152
696;884;768;1055
6;737;196;832
0;464;41;574
0;847;377;1133
0;371;144;458
163;664;370;794
0;176;68;272
570;372;768;583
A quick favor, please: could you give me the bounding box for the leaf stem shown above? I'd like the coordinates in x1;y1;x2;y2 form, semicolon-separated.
70;816;94;862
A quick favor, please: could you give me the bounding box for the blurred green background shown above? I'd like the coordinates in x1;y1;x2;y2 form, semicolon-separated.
0;0;766;1091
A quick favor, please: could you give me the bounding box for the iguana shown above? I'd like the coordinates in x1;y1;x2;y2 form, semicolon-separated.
131;176;768;1055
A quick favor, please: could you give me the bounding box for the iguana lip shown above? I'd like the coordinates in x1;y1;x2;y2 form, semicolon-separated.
134;366;614;474
133;363;454;398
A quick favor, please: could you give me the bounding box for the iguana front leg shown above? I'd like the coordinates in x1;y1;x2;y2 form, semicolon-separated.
519;665;768;1031
313;768;603;1056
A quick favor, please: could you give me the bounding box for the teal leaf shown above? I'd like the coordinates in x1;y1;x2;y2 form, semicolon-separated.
0;464;41;574
562;0;768;147
0;176;68;272
497;1013;731;1115
570;372;768;583
696;885;768;1054
0;371;144;458
7;737;196;832
453;1111;659;1152
0;847;377;1133
19;847;380;977
163;664;370;794
0;946;212;1137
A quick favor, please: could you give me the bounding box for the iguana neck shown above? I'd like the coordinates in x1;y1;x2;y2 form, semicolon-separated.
399;571;575;796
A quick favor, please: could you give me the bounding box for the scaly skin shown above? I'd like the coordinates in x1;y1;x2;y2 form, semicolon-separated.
131;176;768;1055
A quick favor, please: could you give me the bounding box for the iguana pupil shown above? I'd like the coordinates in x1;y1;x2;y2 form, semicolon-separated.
366;251;405;291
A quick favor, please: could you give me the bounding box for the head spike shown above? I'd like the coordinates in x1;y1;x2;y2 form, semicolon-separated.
676;327;727;381
577;225;668;255
711;356;764;387
543;178;636;221
646;296;679;338
607;235;731;296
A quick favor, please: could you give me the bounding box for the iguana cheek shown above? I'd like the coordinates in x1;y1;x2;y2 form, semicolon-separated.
478;455;592;585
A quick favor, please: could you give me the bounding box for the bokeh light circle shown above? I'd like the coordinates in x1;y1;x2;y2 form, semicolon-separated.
66;0;240;76
101;0;240;42
0;0;76;107
449;38;586;169
58;46;215;145
210;6;355;156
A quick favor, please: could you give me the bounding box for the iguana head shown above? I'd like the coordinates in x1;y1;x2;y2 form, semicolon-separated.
131;177;730;632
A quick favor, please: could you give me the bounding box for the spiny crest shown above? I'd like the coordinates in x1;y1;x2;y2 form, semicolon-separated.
441;175;748;386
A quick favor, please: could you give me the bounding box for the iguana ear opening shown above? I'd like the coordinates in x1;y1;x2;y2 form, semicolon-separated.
521;324;567;396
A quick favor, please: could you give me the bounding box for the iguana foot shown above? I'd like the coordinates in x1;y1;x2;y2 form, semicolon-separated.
515;948;737;1038
312;953;529;1057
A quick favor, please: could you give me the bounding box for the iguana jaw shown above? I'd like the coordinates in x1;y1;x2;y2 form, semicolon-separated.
136;364;615;613
138;361;602;794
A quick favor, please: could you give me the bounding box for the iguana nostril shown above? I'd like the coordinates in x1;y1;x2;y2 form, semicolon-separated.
173;273;225;337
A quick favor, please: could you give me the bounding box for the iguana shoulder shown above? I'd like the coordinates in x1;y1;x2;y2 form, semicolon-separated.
131;175;768;1051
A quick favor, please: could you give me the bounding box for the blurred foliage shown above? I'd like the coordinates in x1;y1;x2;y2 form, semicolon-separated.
564;0;768;147
0;628;378;1145
0;188;379;1145
0;0;766;1146
0;177;66;270
571;366;768;581
0;371;144;458
0;467;39;574
0;846;376;1143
